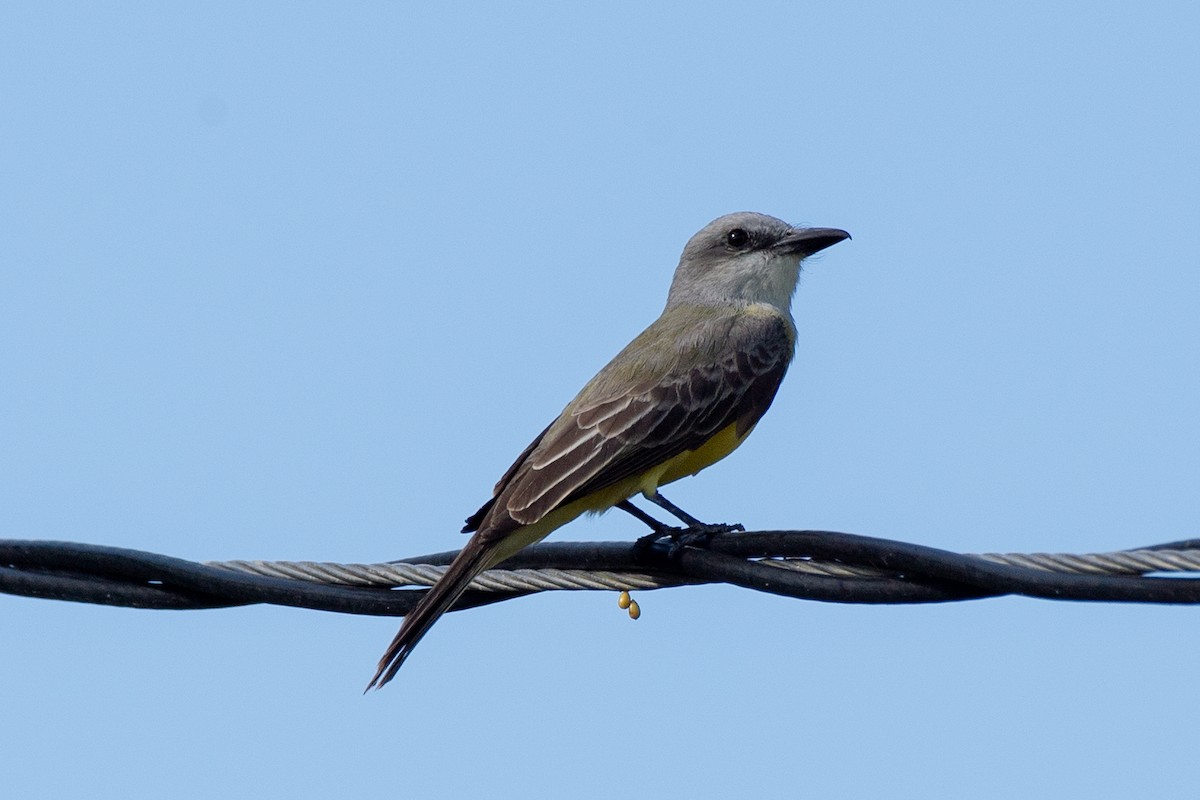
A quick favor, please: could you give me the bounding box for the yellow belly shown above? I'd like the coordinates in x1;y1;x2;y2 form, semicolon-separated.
653;421;751;487
484;421;754;567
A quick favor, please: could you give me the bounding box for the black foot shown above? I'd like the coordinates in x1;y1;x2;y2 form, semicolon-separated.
634;520;744;557
634;524;680;553
680;521;744;538
621;495;743;556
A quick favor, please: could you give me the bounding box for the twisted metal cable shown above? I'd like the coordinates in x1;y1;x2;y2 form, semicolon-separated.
5;531;1200;616
205;559;680;591
204;546;1200;591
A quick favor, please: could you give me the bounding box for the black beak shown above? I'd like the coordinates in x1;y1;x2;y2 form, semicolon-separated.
774;227;851;257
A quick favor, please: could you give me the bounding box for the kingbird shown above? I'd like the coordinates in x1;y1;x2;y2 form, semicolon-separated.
368;211;848;689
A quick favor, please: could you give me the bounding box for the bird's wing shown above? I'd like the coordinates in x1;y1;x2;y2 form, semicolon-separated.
486;309;795;532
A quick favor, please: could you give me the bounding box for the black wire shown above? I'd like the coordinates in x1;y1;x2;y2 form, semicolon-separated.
704;531;1200;603
2;531;1200;616
0;540;530;616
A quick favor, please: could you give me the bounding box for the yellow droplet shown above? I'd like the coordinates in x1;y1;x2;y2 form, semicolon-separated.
617;590;632;609
628;600;641;620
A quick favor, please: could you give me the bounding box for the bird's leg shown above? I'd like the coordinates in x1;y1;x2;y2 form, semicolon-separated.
625;492;744;556
618;500;692;553
617;500;674;534
646;491;744;536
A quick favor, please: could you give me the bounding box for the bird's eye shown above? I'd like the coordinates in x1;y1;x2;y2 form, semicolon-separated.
725;228;750;248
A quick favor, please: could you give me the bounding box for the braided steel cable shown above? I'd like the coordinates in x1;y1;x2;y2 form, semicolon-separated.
4;531;1200;615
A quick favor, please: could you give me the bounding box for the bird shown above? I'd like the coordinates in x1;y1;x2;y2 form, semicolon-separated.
368;211;849;689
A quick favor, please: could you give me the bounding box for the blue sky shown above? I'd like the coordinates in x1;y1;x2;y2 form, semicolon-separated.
2;3;1198;798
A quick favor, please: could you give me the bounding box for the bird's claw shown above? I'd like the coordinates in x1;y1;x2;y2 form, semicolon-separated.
634;521;744;556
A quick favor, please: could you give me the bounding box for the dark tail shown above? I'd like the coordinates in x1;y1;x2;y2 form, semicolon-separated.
365;537;495;691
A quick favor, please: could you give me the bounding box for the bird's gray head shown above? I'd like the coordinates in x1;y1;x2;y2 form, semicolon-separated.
665;212;849;313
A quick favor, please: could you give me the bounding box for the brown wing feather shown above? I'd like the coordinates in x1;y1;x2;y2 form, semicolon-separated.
563;349;787;504
491;311;795;530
